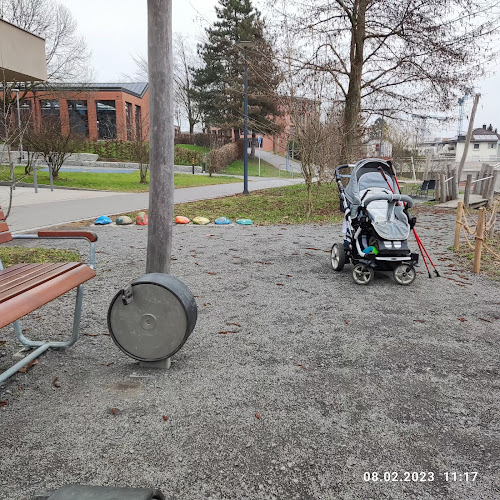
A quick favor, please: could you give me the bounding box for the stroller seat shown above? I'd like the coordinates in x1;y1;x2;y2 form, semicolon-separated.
360;187;410;240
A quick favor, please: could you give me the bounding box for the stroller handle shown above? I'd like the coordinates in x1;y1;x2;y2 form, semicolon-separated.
335;164;352;181
362;193;413;208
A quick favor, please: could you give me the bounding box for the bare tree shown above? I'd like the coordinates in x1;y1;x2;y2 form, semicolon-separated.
2;0;92;83
271;0;500;163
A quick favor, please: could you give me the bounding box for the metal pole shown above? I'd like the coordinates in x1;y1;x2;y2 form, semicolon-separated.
146;0;174;274
258;139;261;177
15;90;23;163
379;111;384;157
243;47;249;195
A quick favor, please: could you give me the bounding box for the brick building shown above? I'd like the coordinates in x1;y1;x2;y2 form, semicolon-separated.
17;82;149;141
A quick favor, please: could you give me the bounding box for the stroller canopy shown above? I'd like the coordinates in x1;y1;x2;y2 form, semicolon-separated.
344;158;396;205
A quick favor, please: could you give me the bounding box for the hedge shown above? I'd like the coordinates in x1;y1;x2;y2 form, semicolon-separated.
208;141;241;172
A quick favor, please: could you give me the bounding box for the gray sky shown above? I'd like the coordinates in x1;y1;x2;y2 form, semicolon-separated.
62;0;500;138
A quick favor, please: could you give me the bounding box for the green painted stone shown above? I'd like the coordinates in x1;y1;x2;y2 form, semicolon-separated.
116;215;133;225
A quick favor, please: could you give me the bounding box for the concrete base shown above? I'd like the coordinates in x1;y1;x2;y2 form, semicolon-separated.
139;357;171;370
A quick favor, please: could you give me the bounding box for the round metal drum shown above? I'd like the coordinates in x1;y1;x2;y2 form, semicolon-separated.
107;273;197;361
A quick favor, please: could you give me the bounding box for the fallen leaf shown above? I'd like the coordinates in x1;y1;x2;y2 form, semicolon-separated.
254;413;261;420
83;333;100;337
0;401;8;407
130;246;135;248
479;318;492;323
458;317;467;322
218;330;238;334
18;359;38;373
345;320;349;325
308;313;312;316
22;328;31;333
103;333;111;336
162;415;168;421
276;283;284;286
305;247;321;251
52;377;61;388
203;302;211;307
0;340;6;346
170;257;178;261
207;272;216;275
298;364;306;370
286;275;293;277
226;322;241;327
413;319;425;323
205;233;215;237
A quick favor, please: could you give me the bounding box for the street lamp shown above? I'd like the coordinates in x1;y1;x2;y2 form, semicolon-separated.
236;40;254;195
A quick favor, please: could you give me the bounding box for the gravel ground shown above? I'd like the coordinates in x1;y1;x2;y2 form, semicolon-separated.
0;209;499;500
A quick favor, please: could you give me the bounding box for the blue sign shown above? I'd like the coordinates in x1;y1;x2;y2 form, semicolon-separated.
258;137;262;147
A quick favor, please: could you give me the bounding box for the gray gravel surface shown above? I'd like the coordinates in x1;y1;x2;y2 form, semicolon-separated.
0;210;499;500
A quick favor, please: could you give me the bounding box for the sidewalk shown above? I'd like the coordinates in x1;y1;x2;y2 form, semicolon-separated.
257;149;302;174
1;176;304;233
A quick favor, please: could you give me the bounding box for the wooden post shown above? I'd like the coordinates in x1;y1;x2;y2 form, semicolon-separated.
488;200;498;238
435;174;441;202
464;173;472;208
146;0;174;274
451;167;458;200
473;207;486;274
440;173;446;203
474;164;487;195
458;93;480;192
424;154;430;180
454;201;464;251
486;169;498;208
483;165;494;199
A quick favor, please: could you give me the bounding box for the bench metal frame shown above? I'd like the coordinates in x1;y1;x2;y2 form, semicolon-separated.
0;234;96;383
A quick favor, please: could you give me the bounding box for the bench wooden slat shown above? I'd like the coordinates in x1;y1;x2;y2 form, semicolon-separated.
0;263;73;292
0;263;34;281
0;263;82;303
0;222;8;233
0;264;96;328
0;232;13;244
0;211;6;221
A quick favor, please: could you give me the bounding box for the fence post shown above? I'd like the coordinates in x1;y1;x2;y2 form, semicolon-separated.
473;207;486;274
451;167;458;199
473;165;486;194
464;174;472;208
440;173;446;203
435;174;440;201
489;200;498;239
454;201;464;251
486;169;498;207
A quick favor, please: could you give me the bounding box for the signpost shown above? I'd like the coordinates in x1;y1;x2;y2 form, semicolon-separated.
258;136;262;176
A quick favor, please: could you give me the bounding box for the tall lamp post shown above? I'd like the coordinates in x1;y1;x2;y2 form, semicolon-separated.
236;41;254;195
11;88;23;163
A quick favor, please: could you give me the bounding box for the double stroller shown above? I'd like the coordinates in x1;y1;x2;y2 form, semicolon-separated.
331;158;419;285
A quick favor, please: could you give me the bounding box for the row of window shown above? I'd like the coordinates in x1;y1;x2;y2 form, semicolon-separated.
18;99;142;140
473;143;497;149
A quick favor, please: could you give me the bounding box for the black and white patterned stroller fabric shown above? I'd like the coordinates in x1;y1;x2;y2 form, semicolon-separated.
344;159;410;241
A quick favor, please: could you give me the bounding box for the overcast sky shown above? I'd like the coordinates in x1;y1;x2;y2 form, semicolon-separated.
62;0;500;138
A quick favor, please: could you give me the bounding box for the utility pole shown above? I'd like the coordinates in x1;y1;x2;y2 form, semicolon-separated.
146;0;174;274
457;93;480;198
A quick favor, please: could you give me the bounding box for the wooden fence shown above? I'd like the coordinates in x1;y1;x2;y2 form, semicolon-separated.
454;200;499;273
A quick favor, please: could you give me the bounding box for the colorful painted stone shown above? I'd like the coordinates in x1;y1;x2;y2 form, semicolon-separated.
214;217;232;225
116;215;133;225
94;216;112;225
193;216;210;225
175;216;191;224
236;219;253;225
136;212;149;225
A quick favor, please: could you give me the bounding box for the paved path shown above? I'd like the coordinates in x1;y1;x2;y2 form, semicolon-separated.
258;149;302;174
1;176;304;233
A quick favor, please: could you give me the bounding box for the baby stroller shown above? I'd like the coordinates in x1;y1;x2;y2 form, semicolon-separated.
331;158;419;285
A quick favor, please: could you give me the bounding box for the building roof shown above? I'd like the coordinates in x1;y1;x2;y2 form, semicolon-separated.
33;82;149;98
458;127;500;142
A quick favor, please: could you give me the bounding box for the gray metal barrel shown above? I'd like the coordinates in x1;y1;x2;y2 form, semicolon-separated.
107;273;197;362
35;484;165;499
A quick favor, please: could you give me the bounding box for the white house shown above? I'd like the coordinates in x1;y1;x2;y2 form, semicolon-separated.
455;125;500;162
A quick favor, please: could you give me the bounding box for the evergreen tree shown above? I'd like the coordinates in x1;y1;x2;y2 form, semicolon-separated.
192;0;282;148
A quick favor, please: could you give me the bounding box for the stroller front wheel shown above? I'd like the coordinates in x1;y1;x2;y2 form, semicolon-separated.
331;243;346;271
393;264;416;285
352;263;374;285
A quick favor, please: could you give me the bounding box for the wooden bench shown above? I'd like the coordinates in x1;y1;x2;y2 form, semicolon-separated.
0;204;97;383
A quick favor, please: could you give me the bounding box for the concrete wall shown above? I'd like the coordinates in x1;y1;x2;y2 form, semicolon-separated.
0;20;47;81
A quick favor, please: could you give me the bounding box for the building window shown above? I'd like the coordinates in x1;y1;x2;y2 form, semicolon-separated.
40;100;60;120
489;143;496;149
19;99;32;124
473;143;480;149
125;102;132;141
96;100;117;140
135;105;142;140
68;100;89;137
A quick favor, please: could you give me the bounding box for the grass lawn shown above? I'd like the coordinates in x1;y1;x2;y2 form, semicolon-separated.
222;157;302;178
0;246;80;266
2;167;240;192
176;144;211;154
120;183;341;225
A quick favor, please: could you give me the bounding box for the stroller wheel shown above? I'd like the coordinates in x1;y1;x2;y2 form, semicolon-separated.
352;263;374;285
331;243;345;271
393;264;416;285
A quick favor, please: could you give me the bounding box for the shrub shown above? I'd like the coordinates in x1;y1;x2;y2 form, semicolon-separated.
174;147;205;166
209;141;240;173
174;133;230;148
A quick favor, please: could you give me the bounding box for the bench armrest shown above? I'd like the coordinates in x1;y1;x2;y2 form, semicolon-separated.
37;230;98;242
12;231;97;269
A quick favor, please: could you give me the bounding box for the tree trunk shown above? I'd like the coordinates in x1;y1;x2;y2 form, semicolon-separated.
250;131;256;158
342;0;366;164
233;127;240;142
189;121;195;134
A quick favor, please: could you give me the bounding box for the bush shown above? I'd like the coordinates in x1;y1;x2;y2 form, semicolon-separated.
174;133;230;149
174;147;205;166
209;141;240;173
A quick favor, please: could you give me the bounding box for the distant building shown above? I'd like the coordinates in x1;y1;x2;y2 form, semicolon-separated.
365;138;393;158
455;125;500;162
14;83;150;141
